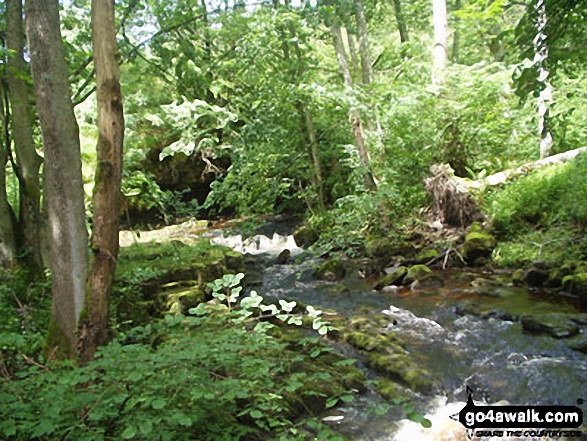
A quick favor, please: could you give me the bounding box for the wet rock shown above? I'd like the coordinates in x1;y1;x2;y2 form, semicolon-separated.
373;266;407;290
375;379;409;401
566;334;587;353
403;264;432;285
524;265;551;287
410;275;444;290
313;258;346;281
293;225;319;248
380;285;400;295
275;249;291;264
521;313;580;338
470;278;503;297
462;223;496;266
455;301;518;322
329;283;351;295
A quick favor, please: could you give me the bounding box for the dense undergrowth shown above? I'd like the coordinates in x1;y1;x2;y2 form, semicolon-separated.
488;155;587;267
0;245;370;440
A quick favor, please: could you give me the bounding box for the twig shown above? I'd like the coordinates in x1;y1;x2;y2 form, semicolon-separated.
19;351;51;372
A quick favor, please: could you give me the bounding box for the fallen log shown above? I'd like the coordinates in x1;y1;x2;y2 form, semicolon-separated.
425;146;587;228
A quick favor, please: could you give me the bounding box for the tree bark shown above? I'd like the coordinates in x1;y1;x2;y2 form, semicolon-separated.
355;0;373;85
0;83;17;267
534;0;553;158
303;104;326;210
346;28;361;80
329;13;376;190
26;0;88;359
79;0;125;363
432;0;449;85
452;0;461;63
6;0;43;270
392;0;409;43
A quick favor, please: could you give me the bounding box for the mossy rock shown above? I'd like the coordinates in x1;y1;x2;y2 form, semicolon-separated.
521;313;580;339
293;225;319;248
462;225;496;265
403;265;432;285
511;269;525;286
373;266;408;290
410;274;444;290
415;249;440;264
375;379;409;401
313;258;346;281
562;273;587;302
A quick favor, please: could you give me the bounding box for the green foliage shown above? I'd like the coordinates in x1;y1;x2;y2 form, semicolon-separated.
489;155;587;266
489;155;587;236
1;275;351;441
0;269;51;376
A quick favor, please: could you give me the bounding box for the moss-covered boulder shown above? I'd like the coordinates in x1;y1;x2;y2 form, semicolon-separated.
293;225;319;248
342;314;434;393
511;269;525;286
403;264;432;285
113;240;244;325
521;313;580;339
462;223;496;266
313;258;346;281
373;266;408;290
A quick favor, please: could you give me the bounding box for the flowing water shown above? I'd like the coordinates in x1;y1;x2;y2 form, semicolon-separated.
210;232;587;440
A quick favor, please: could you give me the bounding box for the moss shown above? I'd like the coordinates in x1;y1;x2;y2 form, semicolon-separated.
113;239;244;326
44;319;76;360
403;264;432;285
462;229;496;265
313;258;346;281
293;225;319;248
373;266;408;290
375;379;408;401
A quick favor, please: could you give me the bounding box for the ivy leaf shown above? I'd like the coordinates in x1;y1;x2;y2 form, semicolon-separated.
139;420;153;435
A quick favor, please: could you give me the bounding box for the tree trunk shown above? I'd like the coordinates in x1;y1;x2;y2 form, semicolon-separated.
303;104;326;210
346;28;361;80
354;0;373;85
26;0;88;359
534;0;553;158
0;82;16;267
392;0;409;43
79;0;125;363
432;0;449;85
6;0;43;270
452;0;461;63
329;14;376;190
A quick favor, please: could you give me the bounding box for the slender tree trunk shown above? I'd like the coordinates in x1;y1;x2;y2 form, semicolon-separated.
432;0;449;85
355;0;373;85
79;0;124;363
392;0;409;43
330;11;376;190
452;0;461;63
0;83;16;267
534;0;553;158
6;0;43;270
303;104;325;210
26;0;88;359
346;29;361;81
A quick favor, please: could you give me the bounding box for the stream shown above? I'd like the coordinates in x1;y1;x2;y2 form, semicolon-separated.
209;230;587;440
